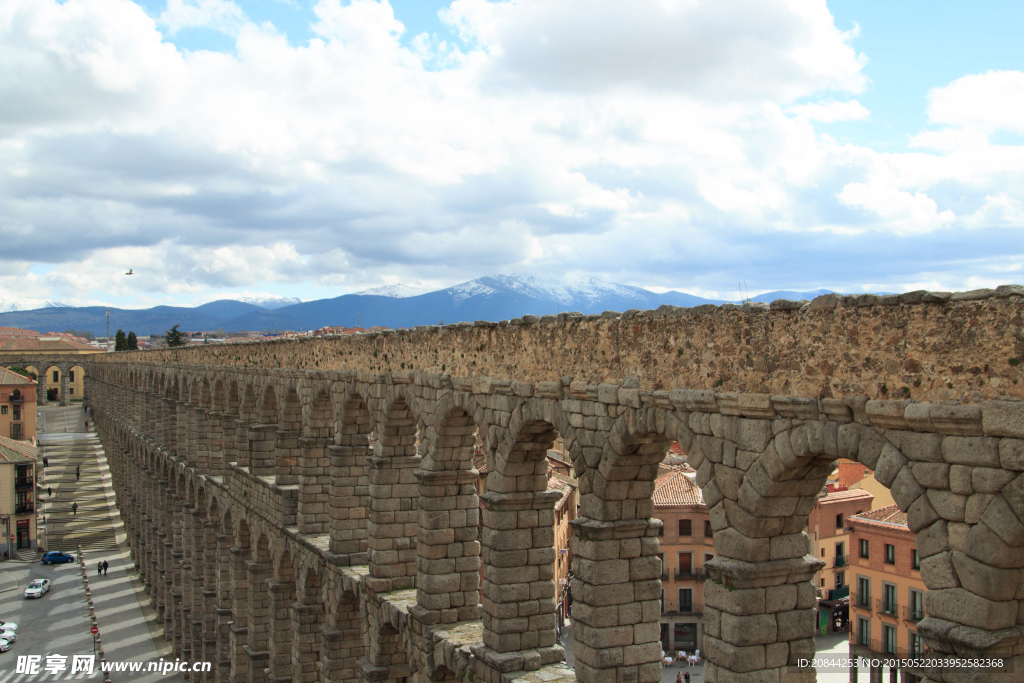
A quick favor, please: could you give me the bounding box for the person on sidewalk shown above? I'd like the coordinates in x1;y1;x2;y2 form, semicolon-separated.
43;457;48;467
97;561;102;576
76;465;80;481
47;486;52;497
72;502;78;515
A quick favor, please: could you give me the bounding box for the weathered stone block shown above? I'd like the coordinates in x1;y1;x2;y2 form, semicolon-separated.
720;613;778;646
925;588;1018;630
942;437;1000;467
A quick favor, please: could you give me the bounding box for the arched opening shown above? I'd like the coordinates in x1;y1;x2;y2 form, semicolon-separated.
479;412;564;668
323;589;363;683
292;567;324;683
277;387;302;485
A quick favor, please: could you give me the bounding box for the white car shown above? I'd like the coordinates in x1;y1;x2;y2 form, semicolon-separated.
0;639;10;652
0;631;15;643
0;622;17;632
24;579;50;599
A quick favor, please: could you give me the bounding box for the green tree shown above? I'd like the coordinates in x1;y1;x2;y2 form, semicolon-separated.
165;324;187;348
126;331;138;350
7;367;33;380
114;329;127;351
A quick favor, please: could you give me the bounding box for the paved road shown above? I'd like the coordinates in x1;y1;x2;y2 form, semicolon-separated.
0;406;179;683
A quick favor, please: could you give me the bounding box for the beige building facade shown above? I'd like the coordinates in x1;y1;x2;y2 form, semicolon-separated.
0;436;38;554
0;368;37;441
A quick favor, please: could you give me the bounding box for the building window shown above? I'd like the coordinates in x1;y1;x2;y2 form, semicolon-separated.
908;589;924;622
659;553;666;578
69;371;75;382
12;407;19;421
0;406;6;415
909;632;922;656
882;583;897;616
857;576;870;607
704;553;714;565
860;539;869;558
836;513;844;531
704;519;712;538
883;625;897;654
835;571;845;589
657;524;663;537
677;552;692;577
678;519;692;536
678;588;693;613
857;617;870;646
912;549;920;570
884;544;895;564
820;578;825;587
673;622;697;650
70;388;75;395
53;370;59;383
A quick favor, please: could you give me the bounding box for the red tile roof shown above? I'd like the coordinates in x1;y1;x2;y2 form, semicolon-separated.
848;504;909;530
0;337;101;353
0;435;37;463
0;368;35;385
819;489;874;504
653;465;705;508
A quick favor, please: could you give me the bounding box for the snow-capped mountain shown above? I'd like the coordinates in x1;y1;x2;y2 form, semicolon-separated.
355;284;427;298
0;297;69;313
235;295;302;310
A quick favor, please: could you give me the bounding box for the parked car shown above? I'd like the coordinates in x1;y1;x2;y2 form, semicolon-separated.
41;551;75;565
0;622;17;632
0;639;10;652
0;630;16;643
24;579;50;599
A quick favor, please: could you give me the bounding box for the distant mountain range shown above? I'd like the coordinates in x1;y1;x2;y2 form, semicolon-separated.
0;275;841;336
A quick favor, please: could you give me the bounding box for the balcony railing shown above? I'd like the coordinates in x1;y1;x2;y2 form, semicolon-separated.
877;599;898;618
852;592;872;610
15;502;34;514
834;555;847;567
15;477;33;489
851;638;928;661
674;570;709;581
8;394;23;404
664;602;704;615
904;605;924;623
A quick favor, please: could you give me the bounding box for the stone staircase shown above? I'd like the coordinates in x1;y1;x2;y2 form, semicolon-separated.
39;433;119;553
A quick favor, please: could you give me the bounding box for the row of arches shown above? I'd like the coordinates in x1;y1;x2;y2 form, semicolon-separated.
80;360;1024;683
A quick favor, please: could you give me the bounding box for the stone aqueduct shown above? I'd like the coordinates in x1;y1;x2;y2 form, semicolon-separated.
6;288;1024;683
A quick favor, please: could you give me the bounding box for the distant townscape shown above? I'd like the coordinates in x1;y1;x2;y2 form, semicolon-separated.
0;274;837;338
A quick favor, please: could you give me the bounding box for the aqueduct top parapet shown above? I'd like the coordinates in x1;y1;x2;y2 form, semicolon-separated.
77;284;1024;403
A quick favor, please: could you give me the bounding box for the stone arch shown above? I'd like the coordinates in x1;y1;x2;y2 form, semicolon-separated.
366;391;423;590
322;588;363;683
247;532;274;665
269;548;296;682
275;385;302;485
292;565;325;683
477;399;568;670
327;388;374;558
415;403;482;624
297;386;335;534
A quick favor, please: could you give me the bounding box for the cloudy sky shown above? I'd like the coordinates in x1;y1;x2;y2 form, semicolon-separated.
2;0;1023;309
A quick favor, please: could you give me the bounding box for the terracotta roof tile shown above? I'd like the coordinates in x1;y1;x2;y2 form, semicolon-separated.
653;466;705;507
0;337;101;353
0;436;37;463
848;504;909;530
0;368;35;385
819;489;874;503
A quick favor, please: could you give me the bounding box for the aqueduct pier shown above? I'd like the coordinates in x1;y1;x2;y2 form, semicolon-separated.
6;286;1024;683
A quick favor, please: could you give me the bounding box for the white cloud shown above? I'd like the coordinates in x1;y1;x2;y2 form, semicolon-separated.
0;0;1021;308
159;0;249;37
927;70;1024;135
787;99;869;122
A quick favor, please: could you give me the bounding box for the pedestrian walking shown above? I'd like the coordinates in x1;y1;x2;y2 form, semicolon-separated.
43;456;48;467
72;502;78;515
97;562;102;576
684;672;690;683
102;560;109;576
676;672;683;683
76;464;80;480
47;486;52;497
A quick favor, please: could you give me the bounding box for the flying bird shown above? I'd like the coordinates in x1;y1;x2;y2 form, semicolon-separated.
125;269;134;275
